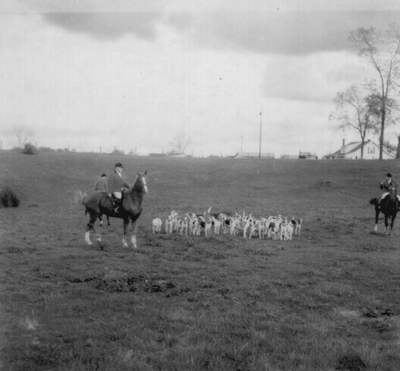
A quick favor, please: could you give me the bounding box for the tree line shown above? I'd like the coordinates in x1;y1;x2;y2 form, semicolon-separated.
330;24;400;160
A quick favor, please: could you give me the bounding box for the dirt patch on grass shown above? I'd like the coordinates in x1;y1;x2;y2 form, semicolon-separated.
336;353;367;371
67;274;186;296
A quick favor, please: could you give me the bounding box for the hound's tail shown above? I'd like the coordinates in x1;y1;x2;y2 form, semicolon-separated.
369;197;377;205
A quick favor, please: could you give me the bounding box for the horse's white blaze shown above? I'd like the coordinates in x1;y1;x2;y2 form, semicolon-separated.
142;177;148;194
131;235;137;248
85;231;92;245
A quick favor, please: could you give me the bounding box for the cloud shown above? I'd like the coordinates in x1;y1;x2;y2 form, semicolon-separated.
15;0;164;12
43;12;163;41
178;10;400;56
165;12;193;31
261;52;365;102
14;0;400;54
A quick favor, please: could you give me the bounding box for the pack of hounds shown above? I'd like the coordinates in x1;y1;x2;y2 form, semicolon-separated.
152;209;302;241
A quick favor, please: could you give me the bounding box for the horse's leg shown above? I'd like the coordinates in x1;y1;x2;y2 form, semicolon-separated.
383;213;389;235
90;216;102;242
86;213;98;245
122;218;129;248
131;219;138;249
374;207;379;233
94;229;101;242
99;215;103;227
389;215;395;237
107;216;110;226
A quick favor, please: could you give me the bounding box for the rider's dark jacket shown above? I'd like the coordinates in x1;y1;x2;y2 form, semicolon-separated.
94;177;108;192
380;178;398;196
107;171;130;194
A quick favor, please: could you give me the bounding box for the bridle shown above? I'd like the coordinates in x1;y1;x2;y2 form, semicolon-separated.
132;173;148;194
141;175;148;194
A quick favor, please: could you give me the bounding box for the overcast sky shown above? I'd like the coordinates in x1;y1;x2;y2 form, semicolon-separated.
1;0;400;156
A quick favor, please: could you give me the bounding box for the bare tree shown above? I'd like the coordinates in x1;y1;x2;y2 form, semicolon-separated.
384;105;400;159
383;138;396;153
384;128;400;159
3;125;34;148
396;133;400;159
330;86;375;159
169;132;192;155
350;24;400;160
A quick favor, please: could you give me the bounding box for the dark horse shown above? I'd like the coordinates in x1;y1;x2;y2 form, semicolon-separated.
83;171;148;248
370;195;398;236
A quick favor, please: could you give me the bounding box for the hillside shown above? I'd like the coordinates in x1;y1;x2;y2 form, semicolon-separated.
0;151;399;371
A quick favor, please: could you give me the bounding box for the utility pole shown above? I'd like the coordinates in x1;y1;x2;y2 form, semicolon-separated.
241;134;243;153
259;109;262;158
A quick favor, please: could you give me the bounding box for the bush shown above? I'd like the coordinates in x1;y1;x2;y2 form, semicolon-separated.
0;186;20;207
111;148;125;155
39;147;55;152
22;143;37;155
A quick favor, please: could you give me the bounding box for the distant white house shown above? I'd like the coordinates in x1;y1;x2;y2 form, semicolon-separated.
324;139;395;160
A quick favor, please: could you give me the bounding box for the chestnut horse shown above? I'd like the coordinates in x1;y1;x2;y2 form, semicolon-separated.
83;171;148;248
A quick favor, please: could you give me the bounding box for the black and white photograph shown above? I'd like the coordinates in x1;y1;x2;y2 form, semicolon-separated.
1;1;399;370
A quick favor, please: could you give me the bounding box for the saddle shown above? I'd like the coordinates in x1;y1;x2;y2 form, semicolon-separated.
380;194;399;209
111;194;124;212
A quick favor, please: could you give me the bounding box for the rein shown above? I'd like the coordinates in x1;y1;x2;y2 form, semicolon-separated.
129;174;139;193
127;173;148;194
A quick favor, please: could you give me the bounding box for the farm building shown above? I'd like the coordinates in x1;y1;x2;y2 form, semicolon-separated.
299;152;318;159
234;152;275;159
149;153;167;157
324;139;395;160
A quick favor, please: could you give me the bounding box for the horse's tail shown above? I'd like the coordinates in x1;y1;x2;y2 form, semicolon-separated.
71;189;88;204
369;197;377;205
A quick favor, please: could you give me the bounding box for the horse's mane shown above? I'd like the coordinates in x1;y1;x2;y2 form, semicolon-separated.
129;174;139;192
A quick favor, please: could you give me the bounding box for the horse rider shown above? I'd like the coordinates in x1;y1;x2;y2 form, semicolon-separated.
94;173;108;192
378;173;400;209
107;163;130;213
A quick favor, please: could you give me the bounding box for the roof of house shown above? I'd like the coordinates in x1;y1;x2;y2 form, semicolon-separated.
324;139;395;158
344;141;367;154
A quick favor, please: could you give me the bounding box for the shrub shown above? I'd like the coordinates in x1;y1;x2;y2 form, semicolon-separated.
0;186;20;207
39;147;55;152
111;148;125;155
22;143;37;155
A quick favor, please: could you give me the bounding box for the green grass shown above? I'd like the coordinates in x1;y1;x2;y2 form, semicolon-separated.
0;151;399;370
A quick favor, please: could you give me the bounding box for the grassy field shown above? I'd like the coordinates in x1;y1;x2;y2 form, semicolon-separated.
0;151;399;371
